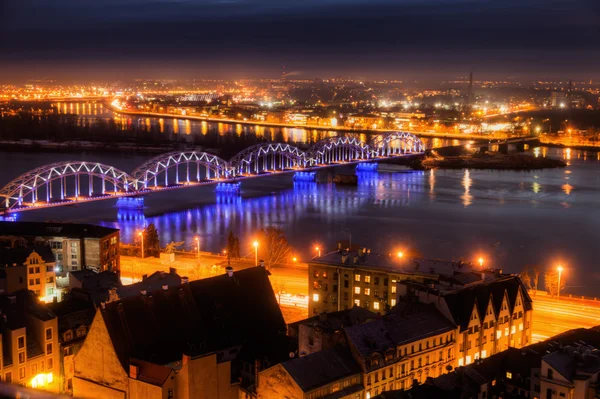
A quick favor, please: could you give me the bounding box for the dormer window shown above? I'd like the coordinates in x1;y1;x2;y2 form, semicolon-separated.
64;330;73;341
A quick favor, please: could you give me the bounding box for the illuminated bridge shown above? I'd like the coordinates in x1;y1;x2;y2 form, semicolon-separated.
0;132;425;214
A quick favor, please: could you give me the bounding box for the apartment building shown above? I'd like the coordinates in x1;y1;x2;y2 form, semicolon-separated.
0;246;57;302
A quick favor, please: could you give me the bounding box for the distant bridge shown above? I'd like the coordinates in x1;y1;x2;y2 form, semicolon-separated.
0;132;425;214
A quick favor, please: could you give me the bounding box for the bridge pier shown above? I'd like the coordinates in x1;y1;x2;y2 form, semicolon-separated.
293;171;316;182
355;162;379;172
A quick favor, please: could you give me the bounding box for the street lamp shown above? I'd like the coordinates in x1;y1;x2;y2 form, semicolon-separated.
253;241;259;266
557;265;564;300
478;257;484;268
195;236;200;260
138;231;144;259
397;251;403;259
315;246;321;257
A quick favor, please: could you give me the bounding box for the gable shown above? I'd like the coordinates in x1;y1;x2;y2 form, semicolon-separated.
74;310;129;393
259;364;304;398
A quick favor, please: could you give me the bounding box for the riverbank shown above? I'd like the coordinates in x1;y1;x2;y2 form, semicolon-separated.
0;140;176;154
415;151;566;170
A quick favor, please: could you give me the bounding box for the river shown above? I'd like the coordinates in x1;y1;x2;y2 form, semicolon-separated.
3;102;600;296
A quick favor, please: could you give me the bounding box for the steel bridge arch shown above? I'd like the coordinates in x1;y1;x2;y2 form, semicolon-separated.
228;143;306;176
0;161;137;211
370;132;426;156
304;136;372;166
131;151;230;188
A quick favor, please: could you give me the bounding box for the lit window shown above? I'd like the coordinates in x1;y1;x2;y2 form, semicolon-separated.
506;371;512;379
391;285;396;294
312;294;319;302
374;302;380;310
466;355;472;365
482;350;487;358
355;299;360;307
391;299;396;306
519;323;523;331
505;327;509;337
458;358;464;366
354;287;361;294
496;330;501;339
365;288;371;296
511;326;516;334
355;274;361;282
365;276;371;283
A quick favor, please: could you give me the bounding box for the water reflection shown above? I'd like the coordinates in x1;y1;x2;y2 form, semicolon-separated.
461;169;473;207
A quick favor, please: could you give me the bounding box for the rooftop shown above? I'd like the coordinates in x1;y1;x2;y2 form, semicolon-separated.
0;246;55;267
543;345;600;382
280;346;362;392
0;221;119;239
290;306;377;334
117;269;182;299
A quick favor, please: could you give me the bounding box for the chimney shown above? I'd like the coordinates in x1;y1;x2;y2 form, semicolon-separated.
129;364;139;379
181;276;189;284
169;267;176;275
341;254;348;264
162;284;168;291
142;274;148;281
140;290;147;296
226;266;234;277
353;255;359;264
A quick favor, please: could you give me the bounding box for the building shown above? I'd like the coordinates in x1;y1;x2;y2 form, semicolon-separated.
308;250;486;316
0;221;120;273
344;302;457;397
258;346;363;399
72;266;291;399
0;290;60;393
288;307;376;357
397;273;533;366
0;246;57;301
541;345;600;399
48;295;95;395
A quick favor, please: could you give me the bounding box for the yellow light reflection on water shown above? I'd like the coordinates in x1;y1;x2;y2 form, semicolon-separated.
461;169;473;207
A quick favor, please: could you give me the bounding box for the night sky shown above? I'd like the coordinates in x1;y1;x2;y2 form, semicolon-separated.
1;0;600;81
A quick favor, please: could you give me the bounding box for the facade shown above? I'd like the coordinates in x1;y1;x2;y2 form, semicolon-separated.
541;346;600;399
0;246;57;302
397;274;533;367
258;346;363;399
0;290;60;393
308;250;486;316
344;302;457;398
0;221;120;273
72;266;291;399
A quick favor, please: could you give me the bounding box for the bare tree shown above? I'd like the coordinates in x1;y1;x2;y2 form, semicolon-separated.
519;267;533;291
544;269;566;297
271;277;287;304
258;227;292;269
532;266;541;296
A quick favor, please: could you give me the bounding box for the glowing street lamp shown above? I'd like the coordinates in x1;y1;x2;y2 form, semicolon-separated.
557;265;564;300
253;241;259;266
315;246;321;257
478;257;484;268
292;257;298;263
397;251;404;259
138;231;144;259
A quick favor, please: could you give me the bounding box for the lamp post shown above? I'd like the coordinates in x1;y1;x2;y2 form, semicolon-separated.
138;231;144;259
195;236;200;260
478;257;484;268
557;265;564;300
253;241;259;266
315;246;321;257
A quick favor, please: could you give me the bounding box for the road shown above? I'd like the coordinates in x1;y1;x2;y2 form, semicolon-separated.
531;292;600;342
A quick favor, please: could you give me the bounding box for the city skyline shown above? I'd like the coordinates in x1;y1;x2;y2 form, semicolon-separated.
2;0;600;81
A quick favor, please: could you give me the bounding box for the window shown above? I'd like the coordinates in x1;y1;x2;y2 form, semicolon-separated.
19;367;25;380
29;267;34;274
389;368;393;378
18;352;25;364
29;279;34;286
365;276;371;283
46;343;53;355
35;278;41;285
31;363;37;375
506;371;512;379
373;302;380;310
313;270;320;278
45;328;53;341
391;285;396;294
354;287;361;294
355;274;361;282
365;288;371;296
322;271;327;278
5;372;11;384
63;347;73;356
35;267;40;273
312;294;319;302
504;327;509;337
391;299;396;306
496;330;502;339
18;336;25;349
344;280;349;288
47;358;53;370
168;388;174;399
354;299;360;307
547;369;553;379
308;334;314;346
519;323;524;331
374;277;379;284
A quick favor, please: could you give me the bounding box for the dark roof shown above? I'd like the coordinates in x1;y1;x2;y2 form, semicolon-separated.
101;267;286;368
290;306;377;333
48;295;96;341
0;221;118;239
345;302;456;360
377;383;463;399
70;270;121;304
0;246;55;267
130;358;173;387
117;270;182;299
281;346;361;392
441;276;532;330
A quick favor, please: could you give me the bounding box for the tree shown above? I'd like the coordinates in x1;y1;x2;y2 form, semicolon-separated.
142;223;160;258
544;269;566;297
258;227;292;269
271;277;287;305
519;267;533;291
226;231;240;260
532;266;541;295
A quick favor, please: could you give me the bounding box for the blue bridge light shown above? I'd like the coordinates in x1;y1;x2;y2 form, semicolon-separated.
356;162;379;172
293;171;317;182
116;197;145;209
215;182;241;194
